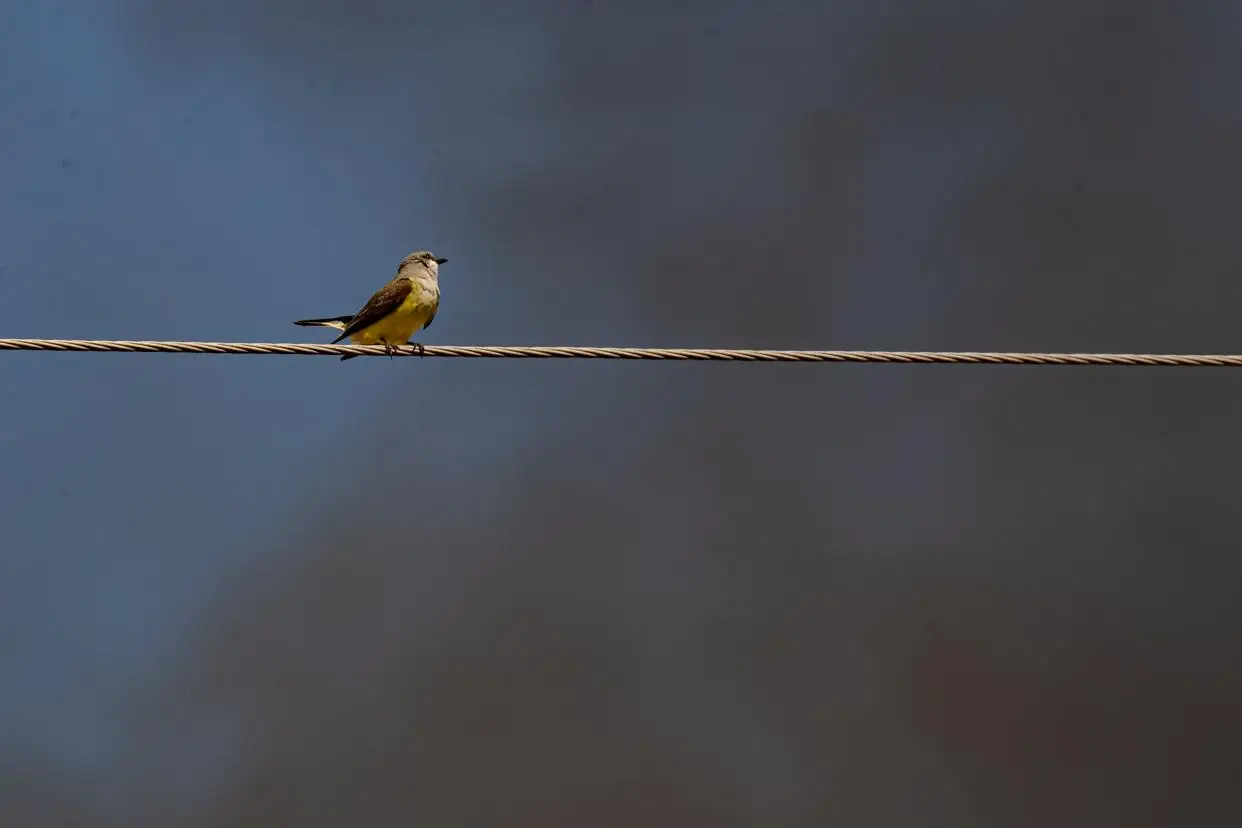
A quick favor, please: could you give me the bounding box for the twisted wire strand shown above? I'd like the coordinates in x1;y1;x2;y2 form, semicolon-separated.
1;338;1241;365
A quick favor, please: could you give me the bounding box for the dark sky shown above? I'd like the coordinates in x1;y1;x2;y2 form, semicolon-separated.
3;1;1241;825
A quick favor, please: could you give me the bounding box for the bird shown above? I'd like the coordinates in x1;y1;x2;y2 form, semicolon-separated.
294;250;445;361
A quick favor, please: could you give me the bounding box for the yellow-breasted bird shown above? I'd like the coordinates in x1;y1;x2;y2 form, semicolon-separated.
294;250;445;361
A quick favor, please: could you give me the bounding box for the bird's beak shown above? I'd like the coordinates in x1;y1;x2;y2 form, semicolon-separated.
435;257;448;264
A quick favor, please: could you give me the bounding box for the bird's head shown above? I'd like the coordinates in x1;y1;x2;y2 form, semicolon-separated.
397;250;447;278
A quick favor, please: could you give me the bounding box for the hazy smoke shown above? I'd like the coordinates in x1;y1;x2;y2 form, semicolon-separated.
23;1;1233;824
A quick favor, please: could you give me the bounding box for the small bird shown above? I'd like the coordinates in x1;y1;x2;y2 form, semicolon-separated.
294;251;445;361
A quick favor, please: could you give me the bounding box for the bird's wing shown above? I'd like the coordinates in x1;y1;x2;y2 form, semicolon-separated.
332;278;414;343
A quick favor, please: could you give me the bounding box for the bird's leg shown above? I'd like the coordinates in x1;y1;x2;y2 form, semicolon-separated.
405;341;426;357
383;341;396;359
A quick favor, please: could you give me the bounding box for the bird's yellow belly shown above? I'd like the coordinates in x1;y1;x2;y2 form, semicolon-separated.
349;293;433;346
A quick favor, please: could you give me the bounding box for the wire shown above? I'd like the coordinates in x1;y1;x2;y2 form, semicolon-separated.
1;338;1241;365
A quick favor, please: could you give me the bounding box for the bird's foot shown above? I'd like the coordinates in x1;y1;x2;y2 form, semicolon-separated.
406;341;426;357
383;342;397;359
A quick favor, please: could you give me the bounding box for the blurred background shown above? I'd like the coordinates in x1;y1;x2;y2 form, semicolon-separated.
2;1;1240;824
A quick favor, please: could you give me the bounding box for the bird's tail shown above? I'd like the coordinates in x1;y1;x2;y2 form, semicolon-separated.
294;315;362;360
293;316;352;331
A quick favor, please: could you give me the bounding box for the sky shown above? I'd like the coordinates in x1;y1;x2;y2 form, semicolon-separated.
3;1;1242;825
